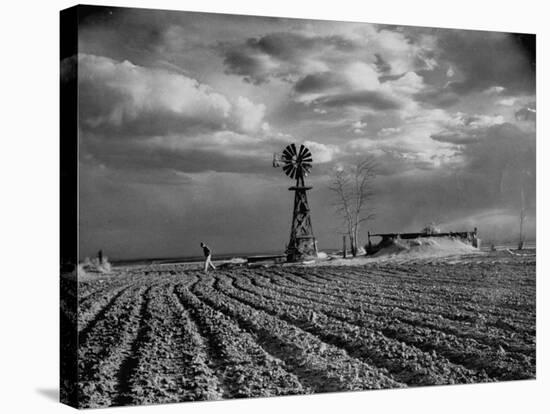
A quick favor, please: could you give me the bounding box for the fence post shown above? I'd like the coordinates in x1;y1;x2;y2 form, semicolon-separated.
343;235;347;258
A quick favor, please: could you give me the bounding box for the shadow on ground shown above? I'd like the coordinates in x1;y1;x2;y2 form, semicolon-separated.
36;388;58;402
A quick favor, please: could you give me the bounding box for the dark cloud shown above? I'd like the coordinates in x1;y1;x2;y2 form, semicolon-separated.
221;32;357;84
430;122;535;202
414;88;460;108
462;123;535;175
293;72;343;93
374;53;391;74
430;131;480;145
438;31;535;95
223;49;270;84
379;74;403;82
313;90;402;110
515;101;536;122
80;132;284;178
246;32;355;58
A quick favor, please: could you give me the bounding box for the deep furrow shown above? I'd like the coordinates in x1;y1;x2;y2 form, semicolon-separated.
191;275;403;392
77;285;148;408
174;282;308;398
246;271;535;353
77;284;136;346
276;267;535;330
111;282;225;405
230;273;534;380
214;272;491;385
113;286;154;406
341;265;536;306
307;263;533;301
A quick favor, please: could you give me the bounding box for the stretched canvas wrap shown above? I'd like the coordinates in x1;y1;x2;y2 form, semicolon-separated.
60;4;536;409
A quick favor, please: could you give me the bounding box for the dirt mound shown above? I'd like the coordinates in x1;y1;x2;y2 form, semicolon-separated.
372;236;479;259
77;257;113;281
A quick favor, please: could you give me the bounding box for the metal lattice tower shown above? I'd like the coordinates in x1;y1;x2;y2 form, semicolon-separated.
273;143;317;261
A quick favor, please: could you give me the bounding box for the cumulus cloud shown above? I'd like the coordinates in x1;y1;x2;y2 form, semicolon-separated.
303;140;340;163
232;96;267;133
222;25;435;97
78;54;272;138
363;28;437;75
351;120;368;134
430;113;505;145
377;127;401;137
483;86;506;95
79;54;230;131
498;98;516;106
382;72;424;95
343;62;380;90
75;54;295;174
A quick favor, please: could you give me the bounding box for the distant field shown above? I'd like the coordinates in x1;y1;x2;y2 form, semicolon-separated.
62;250;536;408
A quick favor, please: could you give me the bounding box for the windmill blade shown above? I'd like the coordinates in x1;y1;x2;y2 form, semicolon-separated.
277;143;314;180
282;164;293;176
282;147;293;161
298;144;306;159
290;143;297;157
290;166;297;179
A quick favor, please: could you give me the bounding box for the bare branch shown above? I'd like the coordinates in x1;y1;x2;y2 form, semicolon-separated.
328;157;378;256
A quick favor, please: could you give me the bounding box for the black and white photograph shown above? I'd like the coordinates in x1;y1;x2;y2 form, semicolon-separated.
59;3;536;410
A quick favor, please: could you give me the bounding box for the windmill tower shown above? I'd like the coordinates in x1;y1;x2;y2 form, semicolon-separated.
273;143;317;262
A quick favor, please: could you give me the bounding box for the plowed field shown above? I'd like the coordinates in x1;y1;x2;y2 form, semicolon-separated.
64;251;536;408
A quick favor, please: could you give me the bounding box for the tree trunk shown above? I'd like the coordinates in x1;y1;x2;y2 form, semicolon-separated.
351;226;359;257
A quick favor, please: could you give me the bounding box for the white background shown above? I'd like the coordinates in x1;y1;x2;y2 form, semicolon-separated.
0;0;547;412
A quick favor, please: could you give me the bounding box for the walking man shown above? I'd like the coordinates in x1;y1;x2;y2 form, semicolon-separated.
200;242;216;272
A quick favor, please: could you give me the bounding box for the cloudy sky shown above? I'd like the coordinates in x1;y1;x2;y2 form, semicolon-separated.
67;5;536;260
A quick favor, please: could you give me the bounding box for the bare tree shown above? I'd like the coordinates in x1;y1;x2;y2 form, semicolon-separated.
329;158;377;256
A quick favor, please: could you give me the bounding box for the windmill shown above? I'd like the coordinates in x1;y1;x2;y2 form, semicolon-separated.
273;143;317;261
